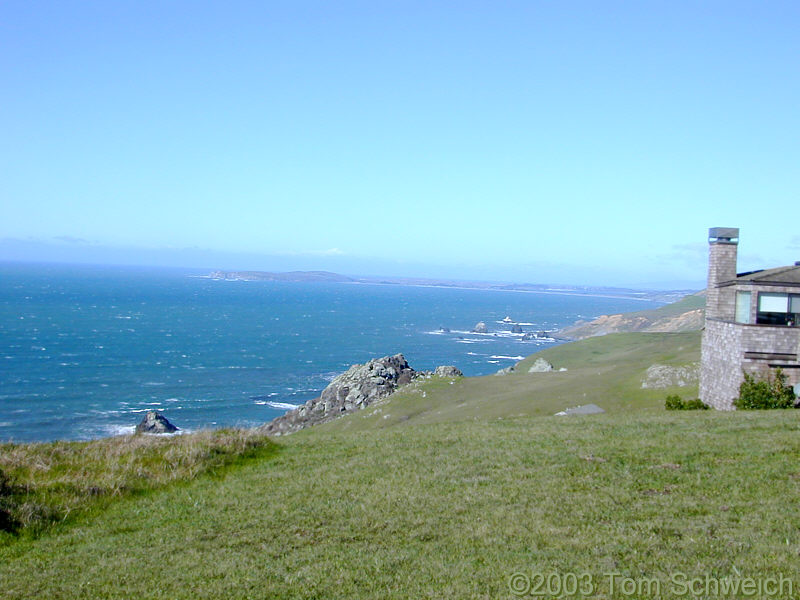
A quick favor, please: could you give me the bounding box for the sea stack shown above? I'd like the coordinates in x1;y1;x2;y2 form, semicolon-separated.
135;411;179;434
472;322;488;333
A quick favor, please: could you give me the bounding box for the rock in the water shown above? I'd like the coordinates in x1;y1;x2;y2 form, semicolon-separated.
510;324;523;334
261;354;417;435
641;363;700;389
135;411;178;434
438;326;450;333
434;365;463;378
554;403;605;416
472;321;488;334
528;358;554;373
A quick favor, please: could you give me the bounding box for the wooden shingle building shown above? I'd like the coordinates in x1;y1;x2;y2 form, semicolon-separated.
700;227;800;409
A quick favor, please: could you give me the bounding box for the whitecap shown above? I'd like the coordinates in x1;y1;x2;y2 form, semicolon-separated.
490;355;525;360
265;401;301;410
105;424;136;436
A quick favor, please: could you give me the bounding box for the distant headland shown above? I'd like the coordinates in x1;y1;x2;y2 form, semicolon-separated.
207;270;353;283
205;270;692;303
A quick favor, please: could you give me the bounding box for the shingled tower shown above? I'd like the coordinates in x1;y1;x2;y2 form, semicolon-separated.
705;227;739;320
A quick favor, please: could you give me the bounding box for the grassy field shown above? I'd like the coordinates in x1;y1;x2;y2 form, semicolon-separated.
0;429;276;540
3;330;799;599
1;411;799;599
322;330;701;432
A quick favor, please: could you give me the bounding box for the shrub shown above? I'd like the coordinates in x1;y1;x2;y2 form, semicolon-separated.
665;395;709;410
734;368;797;410
0;467;19;532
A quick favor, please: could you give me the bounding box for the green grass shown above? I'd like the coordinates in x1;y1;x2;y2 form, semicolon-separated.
0;429;277;540
322;331;700;432
1;411;799;599
3;329;798;599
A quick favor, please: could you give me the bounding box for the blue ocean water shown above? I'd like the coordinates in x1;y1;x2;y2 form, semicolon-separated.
0;263;659;442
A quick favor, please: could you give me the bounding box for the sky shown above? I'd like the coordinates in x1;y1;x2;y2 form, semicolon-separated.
2;1;798;289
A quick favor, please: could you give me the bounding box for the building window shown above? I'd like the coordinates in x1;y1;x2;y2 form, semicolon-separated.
735;291;751;323
756;292;800;326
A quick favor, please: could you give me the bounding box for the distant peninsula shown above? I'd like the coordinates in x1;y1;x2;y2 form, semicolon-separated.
207;270;354;283
205;270;692;302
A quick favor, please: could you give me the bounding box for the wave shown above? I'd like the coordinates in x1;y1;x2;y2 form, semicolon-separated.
490;355;525;360
105;424;136;436
265;401;301;410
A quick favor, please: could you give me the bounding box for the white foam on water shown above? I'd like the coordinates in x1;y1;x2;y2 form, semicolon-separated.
105;424;136;436
490;355;525;360
264;401;301;410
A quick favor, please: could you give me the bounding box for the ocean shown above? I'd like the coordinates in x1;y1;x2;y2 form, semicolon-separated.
0;263;660;442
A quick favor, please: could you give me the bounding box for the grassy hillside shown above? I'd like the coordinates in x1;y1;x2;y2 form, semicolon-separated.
321;330;701;432
559;293;706;339
4;329;798;599
2;411;799;599
0;429;276;540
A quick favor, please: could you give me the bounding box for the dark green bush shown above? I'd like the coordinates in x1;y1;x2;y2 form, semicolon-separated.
665;395;709;410
0;467;19;532
734;368;797;410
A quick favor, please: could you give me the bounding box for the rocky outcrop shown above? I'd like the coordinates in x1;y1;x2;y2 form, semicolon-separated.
641;363;700;389
135;411;178;434
261;354;418;435
472;322;488;334
495;366;515;376
434;365;463;378
510;324;523;334
521;331;544;341
528;358;554;373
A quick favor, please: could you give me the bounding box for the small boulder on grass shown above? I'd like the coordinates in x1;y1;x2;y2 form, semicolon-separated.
528;358;554;373
434;365;463;378
135;411;179;434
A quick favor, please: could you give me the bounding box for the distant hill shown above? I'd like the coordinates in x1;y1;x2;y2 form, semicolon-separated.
557;292;706;340
208;270;354;282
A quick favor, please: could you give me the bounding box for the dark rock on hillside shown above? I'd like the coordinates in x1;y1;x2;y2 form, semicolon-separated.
135;411;179;434
261;354;418;436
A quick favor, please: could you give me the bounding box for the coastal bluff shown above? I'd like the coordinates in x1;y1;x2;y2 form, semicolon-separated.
260;354;462;435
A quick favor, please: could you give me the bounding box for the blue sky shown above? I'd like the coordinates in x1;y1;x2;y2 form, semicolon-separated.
2;1;798;288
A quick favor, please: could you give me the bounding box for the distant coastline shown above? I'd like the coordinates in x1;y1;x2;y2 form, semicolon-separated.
204;269;694;303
